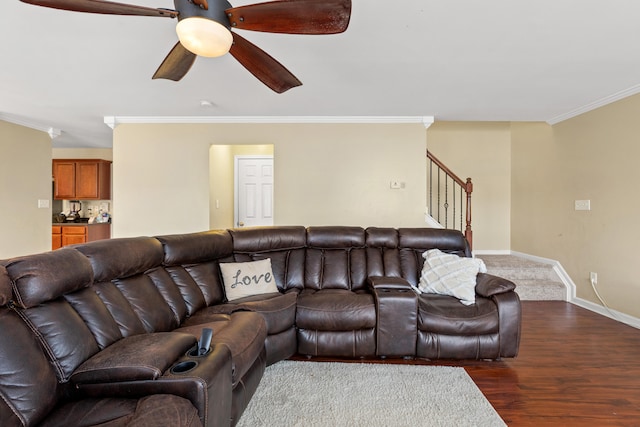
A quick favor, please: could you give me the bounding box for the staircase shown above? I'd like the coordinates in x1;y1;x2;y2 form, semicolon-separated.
477;254;567;301
426;152;566;301
427;150;473;248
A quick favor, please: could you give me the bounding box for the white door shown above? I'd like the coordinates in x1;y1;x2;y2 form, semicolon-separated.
235;156;274;227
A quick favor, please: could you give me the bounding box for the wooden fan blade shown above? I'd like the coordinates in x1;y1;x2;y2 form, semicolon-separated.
153;42;197;81
229;32;301;93
226;0;351;34
19;0;178;18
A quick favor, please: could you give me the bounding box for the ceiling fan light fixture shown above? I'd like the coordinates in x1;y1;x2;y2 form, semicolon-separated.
176;17;233;57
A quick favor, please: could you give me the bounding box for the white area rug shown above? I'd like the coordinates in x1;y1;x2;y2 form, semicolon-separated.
237;361;506;427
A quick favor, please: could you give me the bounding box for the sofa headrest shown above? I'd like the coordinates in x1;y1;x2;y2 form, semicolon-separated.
365;227;399;248
73;237;164;282
156;230;233;265
5;248;94;309
306;226;365;249
0;264;12;306
230;226;306;253
398;228;470;256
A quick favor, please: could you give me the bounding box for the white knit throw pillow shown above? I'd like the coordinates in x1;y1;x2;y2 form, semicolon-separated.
418;249;486;305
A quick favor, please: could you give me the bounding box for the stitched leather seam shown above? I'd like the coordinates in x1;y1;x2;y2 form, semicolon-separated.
0;388;25;426
9;278;26;309
13;307;67;381
243;299;297;314
319;250;325;290
422;310;496;322
296;304;375;313
73;364;162;378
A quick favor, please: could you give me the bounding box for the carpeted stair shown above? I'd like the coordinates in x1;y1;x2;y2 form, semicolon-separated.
477;254;566;301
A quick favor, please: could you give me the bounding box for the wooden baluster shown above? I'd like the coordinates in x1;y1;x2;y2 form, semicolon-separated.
465;177;473;250
426;150;474;250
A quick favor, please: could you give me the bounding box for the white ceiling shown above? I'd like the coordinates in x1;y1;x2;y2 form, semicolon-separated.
2;0;640;148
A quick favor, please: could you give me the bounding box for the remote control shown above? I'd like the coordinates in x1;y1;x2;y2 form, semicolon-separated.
198;328;213;355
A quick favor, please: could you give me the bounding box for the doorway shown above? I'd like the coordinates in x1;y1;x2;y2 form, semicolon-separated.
234;155;274;228
209;144;274;230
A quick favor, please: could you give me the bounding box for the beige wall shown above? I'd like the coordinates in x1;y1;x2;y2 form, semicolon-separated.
427;122;512;251
0;121;52;258
510;122;557;254
209;144;274;229
512;94;640;318
52;147;113;160
428;111;640;319
6;103;640;319
113;123;428;237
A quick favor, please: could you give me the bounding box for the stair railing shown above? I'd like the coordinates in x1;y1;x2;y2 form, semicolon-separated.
427;150;473;249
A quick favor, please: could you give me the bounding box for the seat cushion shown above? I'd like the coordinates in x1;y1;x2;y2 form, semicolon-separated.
40;395;202;427
296;289;376;330
219;292;297;335
417;294;499;335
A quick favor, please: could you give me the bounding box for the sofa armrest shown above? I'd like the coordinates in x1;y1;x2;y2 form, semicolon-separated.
71;332;197;385
368;276;417;357
491;291;522;358
367;276;414;291
475;273;516;297
76;344;233;427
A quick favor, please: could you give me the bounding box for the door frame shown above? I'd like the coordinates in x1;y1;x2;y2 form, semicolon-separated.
233;155;274;228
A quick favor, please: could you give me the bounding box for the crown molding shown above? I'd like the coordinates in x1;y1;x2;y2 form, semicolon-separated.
0;113;61;139
547;83;640;125
422;116;434;129
104;116;435;129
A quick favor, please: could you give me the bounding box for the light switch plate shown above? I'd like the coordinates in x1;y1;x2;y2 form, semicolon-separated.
575;200;591;211
38;199;49;208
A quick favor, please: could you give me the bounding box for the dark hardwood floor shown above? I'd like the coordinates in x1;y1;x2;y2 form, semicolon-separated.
461;301;640;426
291;301;640;426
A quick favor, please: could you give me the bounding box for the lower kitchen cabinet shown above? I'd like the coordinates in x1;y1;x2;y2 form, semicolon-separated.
52;223;111;250
52;226;62;250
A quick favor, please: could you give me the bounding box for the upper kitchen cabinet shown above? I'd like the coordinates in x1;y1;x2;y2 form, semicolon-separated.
53;159;111;200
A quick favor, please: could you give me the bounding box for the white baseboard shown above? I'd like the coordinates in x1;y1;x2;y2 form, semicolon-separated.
572;297;640;329
472;249;511;255
483;250;640;329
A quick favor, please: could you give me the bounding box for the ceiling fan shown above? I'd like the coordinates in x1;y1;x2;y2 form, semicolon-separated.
19;0;352;93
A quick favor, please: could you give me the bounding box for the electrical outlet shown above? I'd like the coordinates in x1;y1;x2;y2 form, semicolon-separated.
590;272;597;285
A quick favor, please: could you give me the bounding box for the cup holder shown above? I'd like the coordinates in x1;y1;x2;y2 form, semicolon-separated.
170;360;198;374
186;345;211;357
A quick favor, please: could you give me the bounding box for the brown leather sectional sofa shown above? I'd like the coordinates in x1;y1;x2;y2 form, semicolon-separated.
0;226;521;427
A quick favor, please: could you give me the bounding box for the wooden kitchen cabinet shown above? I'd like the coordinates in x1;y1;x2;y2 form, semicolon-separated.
52;226;62;250
53;159;111;200
52;224;111;249
61;226;87;246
